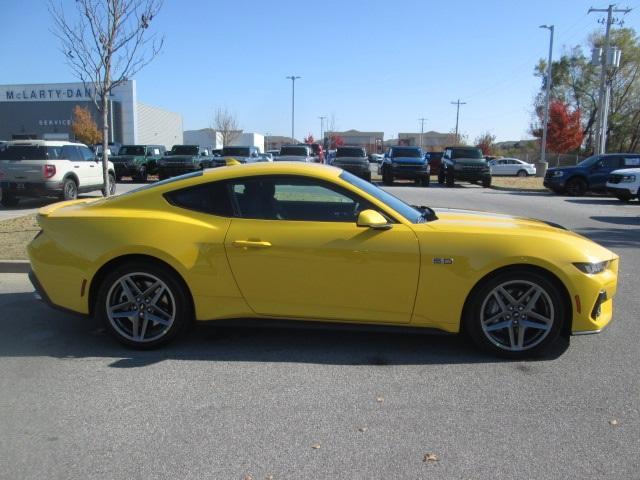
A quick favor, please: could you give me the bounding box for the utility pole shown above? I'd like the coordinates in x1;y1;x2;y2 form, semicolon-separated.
286;75;301;142
589;4;631;154
450;99;467;143
418;117;427;150
318;115;326;146
539;24;554;171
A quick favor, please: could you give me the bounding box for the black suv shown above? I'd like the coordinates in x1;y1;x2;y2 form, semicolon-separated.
379;146;430;186
439;146;491;187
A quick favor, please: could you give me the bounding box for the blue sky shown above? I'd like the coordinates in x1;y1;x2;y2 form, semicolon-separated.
2;0;639;142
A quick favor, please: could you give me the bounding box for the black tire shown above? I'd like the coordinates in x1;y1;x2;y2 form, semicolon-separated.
158;172;168;181
482;176;492;188
615;195;631;202
134;165;148;183
382;169;394;186
96;261;192;349
101;172;116;197
421;176;430;187
517;169;528;177
463;269;565;359
0;191;19;207
115;174;122;182
364;172;372;183
62;178;78;200
437;171;445;184
445;170;455;187
565;177;587;196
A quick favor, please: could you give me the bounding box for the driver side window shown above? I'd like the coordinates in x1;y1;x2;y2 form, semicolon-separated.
230;176;373;222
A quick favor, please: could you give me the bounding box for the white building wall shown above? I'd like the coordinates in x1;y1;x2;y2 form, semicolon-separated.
136;102;183;149
230;132;264;152
114;80;136;144
183;129;223;149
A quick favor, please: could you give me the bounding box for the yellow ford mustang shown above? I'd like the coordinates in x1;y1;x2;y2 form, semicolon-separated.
28;162;618;357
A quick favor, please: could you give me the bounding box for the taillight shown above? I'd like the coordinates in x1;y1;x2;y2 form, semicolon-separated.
43;164;56;178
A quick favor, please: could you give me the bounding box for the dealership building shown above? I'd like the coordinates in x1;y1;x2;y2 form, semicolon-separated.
0;80;183;148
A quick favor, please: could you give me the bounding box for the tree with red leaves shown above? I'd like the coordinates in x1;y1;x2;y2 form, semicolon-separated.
304;133;315;144
475;131;496;155
534;100;584;154
329;134;344;149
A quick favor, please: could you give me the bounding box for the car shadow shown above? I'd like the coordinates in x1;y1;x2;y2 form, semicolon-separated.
565;198;623;206
574;227;640;249
590;216;640;226
0;292;569;367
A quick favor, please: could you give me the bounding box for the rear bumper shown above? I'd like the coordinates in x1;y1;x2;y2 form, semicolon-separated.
1;180;63;197
28;268;86;317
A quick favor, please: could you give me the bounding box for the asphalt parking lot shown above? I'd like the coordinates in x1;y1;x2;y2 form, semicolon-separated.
1;179;639;479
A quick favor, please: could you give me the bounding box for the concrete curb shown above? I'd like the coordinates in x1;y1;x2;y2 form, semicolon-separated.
0;260;30;274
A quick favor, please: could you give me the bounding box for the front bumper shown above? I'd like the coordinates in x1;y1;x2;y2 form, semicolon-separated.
453;169;490;182
606;185;635;198
391;165;429;180
1;180;63;197
113;163;141;177
570;258;619;334
543;176;566;191
158;164;200;177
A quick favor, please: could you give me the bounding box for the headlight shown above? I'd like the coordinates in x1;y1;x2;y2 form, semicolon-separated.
552;171;564;177
620;174;636;183
573;261;610;274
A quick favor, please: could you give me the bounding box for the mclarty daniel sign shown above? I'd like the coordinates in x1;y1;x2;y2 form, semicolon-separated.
0;83;113;102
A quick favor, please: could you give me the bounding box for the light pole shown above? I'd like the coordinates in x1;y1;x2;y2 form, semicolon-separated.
286;75;301;142
418;117;427;150
539;24;554;172
450;99;467;143
318;115;326;145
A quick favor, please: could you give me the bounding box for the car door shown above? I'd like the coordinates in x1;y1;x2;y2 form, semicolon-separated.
62;145;92;188
78;145;102;186
590;156;621;189
224;175;420;324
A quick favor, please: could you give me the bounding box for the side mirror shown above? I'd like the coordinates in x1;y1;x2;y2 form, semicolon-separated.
357;209;392;230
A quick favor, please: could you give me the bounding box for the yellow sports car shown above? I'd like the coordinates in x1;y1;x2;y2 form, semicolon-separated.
28;163;619;358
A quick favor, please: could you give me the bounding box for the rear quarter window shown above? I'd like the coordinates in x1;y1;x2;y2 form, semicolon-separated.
164;181;233;217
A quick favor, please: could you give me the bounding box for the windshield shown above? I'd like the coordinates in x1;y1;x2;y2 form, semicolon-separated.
223;147;250;156
0;145;62;160
391;148;421;158
336;147;366;157
119;146;145;155
576;155;599;168
171;145;199;155
451;148;484;159
280;146;309;156
339;171;424;223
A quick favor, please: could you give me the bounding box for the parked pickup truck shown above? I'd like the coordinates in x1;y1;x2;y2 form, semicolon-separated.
332;146;371;181
212;146;263;167
110;144;166;182
379;146;430;186
156;145;215;180
438;146;491;187
277;144;314;162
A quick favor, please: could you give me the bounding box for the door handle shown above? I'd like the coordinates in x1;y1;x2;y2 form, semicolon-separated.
74;165;80;168
232;240;272;248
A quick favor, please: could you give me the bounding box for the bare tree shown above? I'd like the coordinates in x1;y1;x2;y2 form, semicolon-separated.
49;0;164;195
213;107;241;146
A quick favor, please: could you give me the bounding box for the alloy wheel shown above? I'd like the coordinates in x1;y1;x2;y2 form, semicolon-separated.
106;272;176;343
479;279;554;352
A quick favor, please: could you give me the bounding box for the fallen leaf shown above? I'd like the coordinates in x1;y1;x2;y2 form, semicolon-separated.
265;475;274;480
423;453;439;463
609;419;619;426
358;426;368;432
376;396;384;403
311;443;321;449
243;475;253;480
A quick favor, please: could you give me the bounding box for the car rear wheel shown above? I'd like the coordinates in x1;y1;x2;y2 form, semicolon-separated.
97;261;191;349
517;169;528;177
482;176;492;188
382;169;393;186
464;270;564;358
62;178;78;200
101;173;116;197
615;194;630;202
437;171;445;184
0;191;19;207
565;177;587;196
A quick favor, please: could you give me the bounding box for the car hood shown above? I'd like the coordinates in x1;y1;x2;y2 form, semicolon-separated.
390;157;426;165
161;155;197;163
426;208;616;260
451;158;487;166
546;165;580;174
110;155;137;163
610;167;640;175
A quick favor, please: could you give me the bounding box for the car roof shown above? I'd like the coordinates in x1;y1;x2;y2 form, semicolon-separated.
204;162;342;181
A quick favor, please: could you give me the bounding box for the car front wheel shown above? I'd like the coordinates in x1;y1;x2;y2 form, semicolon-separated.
517;169;528;177
62;178;78;200
97;261;191;349
565;177;587;196
463;270;564;358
